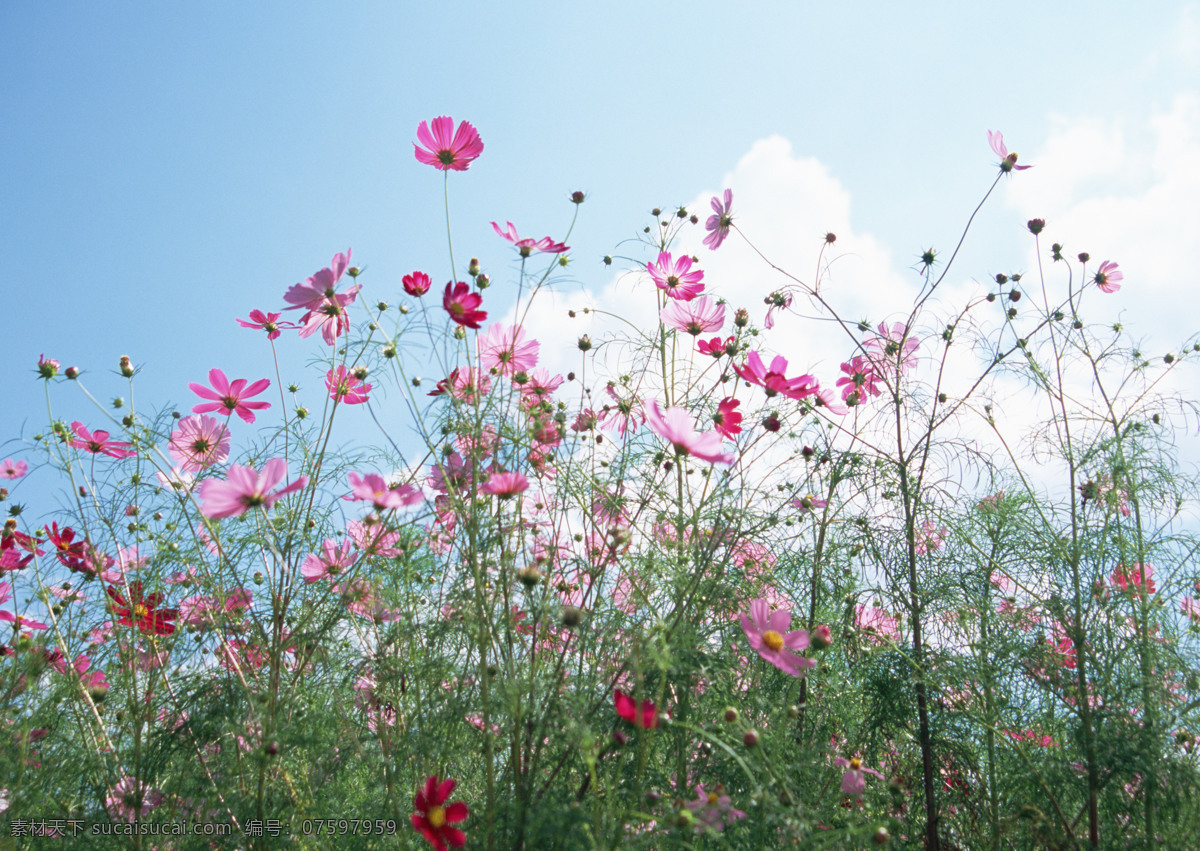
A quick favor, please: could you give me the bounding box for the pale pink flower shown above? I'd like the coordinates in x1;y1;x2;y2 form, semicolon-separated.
491;221;568;256
482;470;529;498
763;291;792;329
661;296;725;336
301;538;357;582
326;365;372;404
645;400;736;465
344;472;422;511
854;604;900;643
834;756;885;797
155;467;196;492
0;459;27;479
282;249;360;345
740;598;814;676
1181;597;1200;623
703;189;734;250
106;776;164;822
198;458;307;519
188;368;272;423
598;384;644;437
987;130;1032;172
836;355;882;405
478;323;540;375
914;520;947;554
1094;260;1123;294
863;322;920;374
414;116;483;171
347;520;404;557
169;414;231;472
684;785;746;833
646;251;705;300
791;494;827;513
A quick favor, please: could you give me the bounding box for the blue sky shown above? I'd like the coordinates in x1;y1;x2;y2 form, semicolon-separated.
3;1;1198;516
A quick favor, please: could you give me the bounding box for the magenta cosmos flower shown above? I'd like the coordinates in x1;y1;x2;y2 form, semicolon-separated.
704;188;734;250
411;775;469;850
403;270;432;297
282;249;360;345
491;221;569;256
443;281;487;329
169;414;231;472
478;323;540;376
198;458;307;519
189;368;272;424
106;776;165;823
987;130;1032;172
614;689;659;729
661;296;725;336
69;422;136;459
1093;260;1123;294
645;400;735;465
414;117;483;172
647;251;705;300
326;366;372;404
236;309;297;341
712;397;742;438
0;458;28;479
740;598;815;676
733;351;819;401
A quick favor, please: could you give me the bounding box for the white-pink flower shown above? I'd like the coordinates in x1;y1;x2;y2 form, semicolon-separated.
478;323;540;376
740;598;814;676
198;459;307;519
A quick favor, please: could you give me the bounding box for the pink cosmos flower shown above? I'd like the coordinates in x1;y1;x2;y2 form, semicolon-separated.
661;295;725;336
347;520;404;557
69;422;136;459
697;335;735;358
703;189;734;250
836;355;883;405
740;598;815;676
428;367;492;403
282;249;360;345
491;221;569;256
863;321;921;375
478;323;540;376
482;470;529;498
646;251;705;301
812;384;850;416
189;368;272;423
1110;563;1155;598
344;472;422;511
443;281;487;329
168;414;231;472
712;397;743;438
198;458;307;519
855;604;900;643
684;785;747;833
763;291;793;330
645;400;736;465
733;351;819;400
301;538;358;582
1181;597;1200;622
791;494;828;513
0;459;27;479
403;270;432;297
834;756;885;797
326;365;372;404
106;776;165;823
414;116;483;171
1094;260;1123;294
614;689;659;729
236;309;297;341
987;130;1032;172
914;520;947;554
411;774;470;850
598;384;644;437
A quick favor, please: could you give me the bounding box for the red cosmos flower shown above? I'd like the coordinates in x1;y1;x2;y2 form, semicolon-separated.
443;281;487;329
614;688;659;729
45;522;88;572
189;369;272;423
69;422;136;459
236;309;297;341
105;582;178;636
712;397;743;438
414;116;484;172
403;270;432;297
491;221;569;257
411;775;469;850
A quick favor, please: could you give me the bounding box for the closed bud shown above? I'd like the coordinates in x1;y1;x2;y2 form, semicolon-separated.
743;729;759;748
571;191;586;204
65;366;80;379
1077;252;1090;263
734;308;750;328
578;335;592;351
468;258;480;276
724;707;738;723
119;355;134;377
1026;218;1046;235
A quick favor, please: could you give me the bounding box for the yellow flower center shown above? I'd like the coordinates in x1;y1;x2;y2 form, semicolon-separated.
134;604;149;619
850;757;861;770
762;630;784;652
707;792;719;805
427;805;446;828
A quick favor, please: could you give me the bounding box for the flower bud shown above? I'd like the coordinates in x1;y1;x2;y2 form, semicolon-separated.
1026;218;1046;235
37;355;60;379
65;366;80;379
577;335;592;352
571;191;586;204
119;355;134;377
734;308;750;328
468;258;480;276
743;729;759;748
1077;252;1090;263
724;707;739;723
811;624;833;650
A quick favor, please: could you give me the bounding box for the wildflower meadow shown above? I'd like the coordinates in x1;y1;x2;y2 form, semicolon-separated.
3;117;1200;850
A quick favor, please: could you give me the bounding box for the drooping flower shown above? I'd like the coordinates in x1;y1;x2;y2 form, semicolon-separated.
684;785;747;833
703;189;734;250
1094;260;1123;294
443;281;487;329
733;351;819;401
411;775;469;850
478;323;540;376
661;296;725;336
188;369;272;424
491;221;569;256
763;290;793;329
68;422;136;459
740;598;815;676
0;459;27;479
614;689;659;729
987;130;1032;172
198;459;307;519
403;270;432;297
414;116;484;172
834;756;885;797
282;249;360;345
168;415;231;472
344;472;422;511
105;581;178;635
712;397;742;439
301;538;358;583
646;251;705;300
645;400;736;465
236;309;296;341
326;366;372;404
482;471;529;498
